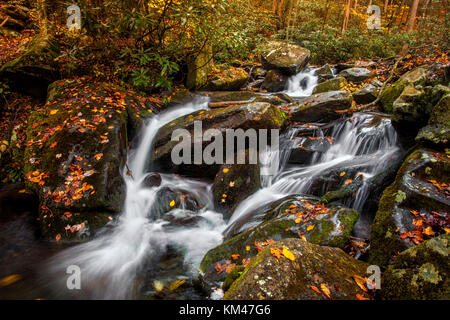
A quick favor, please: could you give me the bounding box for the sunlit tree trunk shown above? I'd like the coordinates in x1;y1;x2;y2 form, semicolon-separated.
342;0;352;34
407;0;421;31
36;0;48;36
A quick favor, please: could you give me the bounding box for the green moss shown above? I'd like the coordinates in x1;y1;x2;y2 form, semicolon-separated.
380;80;408;113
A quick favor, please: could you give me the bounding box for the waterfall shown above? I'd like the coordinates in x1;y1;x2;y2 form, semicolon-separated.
225;113;400;237
44;97;226;299
284;68;319;97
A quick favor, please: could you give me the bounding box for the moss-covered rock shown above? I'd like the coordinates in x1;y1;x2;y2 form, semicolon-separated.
223;238;370;300
0;35;61;98
202;67;250;91
312;77;348;94
369;148;450;266
290;91;353;123
416;93;450;148
151;102;288;178
260;41;310;75
212;162;260;221
23;79;150;241
200;196;358;285
380;234;449;300
352;84;378;104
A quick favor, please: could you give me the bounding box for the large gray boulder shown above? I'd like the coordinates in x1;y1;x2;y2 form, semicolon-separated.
260;41;310;75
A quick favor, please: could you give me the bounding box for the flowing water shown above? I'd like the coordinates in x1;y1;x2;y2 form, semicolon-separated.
37;69;401;299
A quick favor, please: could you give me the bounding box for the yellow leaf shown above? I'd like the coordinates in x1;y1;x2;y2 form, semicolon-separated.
0;274;21;287
340;171;346;177
352;275;368;292
222;168;229;173
169;279;186;291
50;109;58;115
282;246;295;261
320;283;331;298
306;225;315;231
245;246;251;251
169;200;175;207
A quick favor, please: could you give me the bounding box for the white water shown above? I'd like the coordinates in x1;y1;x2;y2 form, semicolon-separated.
45;97;227;299
284;68;318;97
225;113;400;236
43;70;400;299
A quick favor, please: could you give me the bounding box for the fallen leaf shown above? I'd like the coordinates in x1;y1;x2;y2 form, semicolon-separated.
282;246;295;261
320;283;331;298
0;274;21;287
169;279;186;291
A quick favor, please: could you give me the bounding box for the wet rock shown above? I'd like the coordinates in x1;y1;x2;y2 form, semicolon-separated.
153;187;202;219
142;173;162;188
212;162;260;221
201;91;262;103
0;36;61;98
392;84;448;126
314;64;334;82
380;66;429;113
352;84;378;104
151;102;288;178
23;79;148;241
338;68;373;83
0;183;38;222
260;41;310;75
380;234;449;300
416;93;450;148
335;61;376;73
261;69;288;92
312;77;348;94
222;238;370;300
252;95;289;106
200;196;359;285
202;67;250;91
369;148;450;266
288;137;331;165
290;91;353;123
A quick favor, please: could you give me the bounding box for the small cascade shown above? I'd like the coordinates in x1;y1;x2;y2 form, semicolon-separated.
284;67;319;97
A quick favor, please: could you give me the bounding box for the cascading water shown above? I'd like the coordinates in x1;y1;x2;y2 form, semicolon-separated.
225;113;401;238
44;97;226;299
42;84;401;299
284;68;318;98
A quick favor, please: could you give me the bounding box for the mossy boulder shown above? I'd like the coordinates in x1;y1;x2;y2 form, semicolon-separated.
338;68;374;83
200;196;358;285
380;66;429;114
212;162;261;221
391;85;447;126
261;69;289;92
151;102;288;178
202;67;250;91
416;93;450;148
260;41;310;75
312;77;348;94
0;35;61;98
223;238;370;300
369;148;450;266
380;234;449;300
23;79;149;241
290;91;353;123
314;64;334;82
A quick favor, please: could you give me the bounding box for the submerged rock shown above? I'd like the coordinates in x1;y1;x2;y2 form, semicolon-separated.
200;196;358;284
23;79;150;241
223;238;370;300
0;36;60;98
290;91;353;123
380;234;449;300
260;41;310;75
369;148;450;266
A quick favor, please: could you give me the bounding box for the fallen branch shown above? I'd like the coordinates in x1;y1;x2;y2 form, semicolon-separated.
208;100;251;109
0;17;9;29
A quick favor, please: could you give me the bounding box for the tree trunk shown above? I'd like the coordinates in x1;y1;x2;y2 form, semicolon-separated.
407;0;421;31
342;0;352;34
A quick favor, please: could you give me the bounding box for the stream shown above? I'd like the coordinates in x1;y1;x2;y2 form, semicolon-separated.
0;70;402;300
